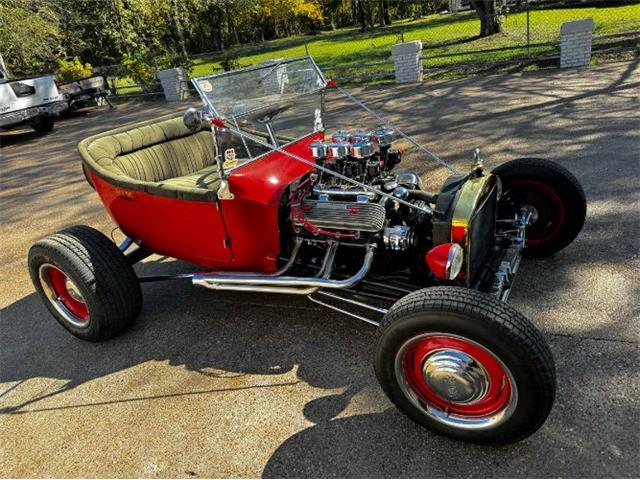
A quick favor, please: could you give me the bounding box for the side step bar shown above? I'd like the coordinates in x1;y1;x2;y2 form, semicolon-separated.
192;245;375;295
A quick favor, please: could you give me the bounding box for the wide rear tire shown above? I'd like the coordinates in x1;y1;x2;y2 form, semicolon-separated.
493;158;586;257
28;225;142;341
374;287;555;445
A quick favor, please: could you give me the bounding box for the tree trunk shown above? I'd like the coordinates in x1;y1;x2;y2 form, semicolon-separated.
469;0;502;37
356;0;366;31
383;0;391;25
0;52;9;78
379;0;386;26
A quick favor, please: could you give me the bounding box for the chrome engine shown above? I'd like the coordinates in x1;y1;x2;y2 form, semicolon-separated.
290;129;426;247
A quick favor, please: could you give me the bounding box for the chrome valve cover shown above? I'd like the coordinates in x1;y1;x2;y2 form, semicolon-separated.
295;200;386;232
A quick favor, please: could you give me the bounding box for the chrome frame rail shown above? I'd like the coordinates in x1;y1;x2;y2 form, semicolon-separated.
308;293;381;327
491;210;532;301
306;284;402;328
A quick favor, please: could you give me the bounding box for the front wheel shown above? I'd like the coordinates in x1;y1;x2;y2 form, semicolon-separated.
374;287;555;445
493;157;586;257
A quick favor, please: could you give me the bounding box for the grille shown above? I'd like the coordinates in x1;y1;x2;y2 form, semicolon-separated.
296;200;386;232
467;185;497;282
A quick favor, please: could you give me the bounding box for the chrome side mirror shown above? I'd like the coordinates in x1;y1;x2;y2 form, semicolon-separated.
183;107;204;132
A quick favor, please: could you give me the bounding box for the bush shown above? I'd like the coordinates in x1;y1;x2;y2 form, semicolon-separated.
57;57;92;81
220;51;240;71
121;53;158;90
156;52;194;74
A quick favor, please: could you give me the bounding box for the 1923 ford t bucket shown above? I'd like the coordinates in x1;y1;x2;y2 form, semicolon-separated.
28;57;586;444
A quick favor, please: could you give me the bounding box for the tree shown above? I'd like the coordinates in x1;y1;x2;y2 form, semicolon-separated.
469;0;503;37
0;1;63;76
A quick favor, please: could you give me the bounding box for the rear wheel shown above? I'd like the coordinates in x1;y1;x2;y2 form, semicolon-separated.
493;158;586;257
374;287;555;445
28;225;142;341
30;116;55;133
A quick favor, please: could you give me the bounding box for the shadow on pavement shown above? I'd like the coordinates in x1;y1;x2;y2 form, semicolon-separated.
0;258;374;413
1;251;637;477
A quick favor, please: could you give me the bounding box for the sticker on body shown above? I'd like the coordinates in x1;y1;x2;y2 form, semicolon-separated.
198;80;213;93
223;148;238;169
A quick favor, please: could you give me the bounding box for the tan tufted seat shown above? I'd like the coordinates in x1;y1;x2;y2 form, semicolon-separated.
78;112;222;202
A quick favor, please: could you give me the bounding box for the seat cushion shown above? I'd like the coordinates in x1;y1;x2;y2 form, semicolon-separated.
147;165;222;202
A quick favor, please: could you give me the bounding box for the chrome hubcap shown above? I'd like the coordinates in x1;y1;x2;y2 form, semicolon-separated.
422;350;489;404
64;278;84;302
395;333;518;431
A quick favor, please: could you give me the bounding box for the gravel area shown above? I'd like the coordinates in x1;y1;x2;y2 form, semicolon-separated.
1;61;638;478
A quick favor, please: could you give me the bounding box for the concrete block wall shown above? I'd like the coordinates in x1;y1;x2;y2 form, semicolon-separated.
260;59;289;94
157;67;189;102
560;19;594;68
448;0;471;12
392;40;423;84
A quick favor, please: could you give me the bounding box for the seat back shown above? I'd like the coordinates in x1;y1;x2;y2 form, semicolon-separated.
115;131;215;182
79;112;216;184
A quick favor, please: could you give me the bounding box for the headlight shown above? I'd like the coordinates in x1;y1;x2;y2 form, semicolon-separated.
426;243;464;280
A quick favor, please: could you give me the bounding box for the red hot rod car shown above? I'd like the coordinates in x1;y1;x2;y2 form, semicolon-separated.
28;57;586;444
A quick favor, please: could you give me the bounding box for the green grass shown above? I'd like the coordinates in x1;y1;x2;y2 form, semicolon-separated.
116;4;640;90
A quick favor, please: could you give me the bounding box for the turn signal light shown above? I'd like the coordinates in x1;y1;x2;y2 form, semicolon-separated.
426;243;464;280
451;224;467;243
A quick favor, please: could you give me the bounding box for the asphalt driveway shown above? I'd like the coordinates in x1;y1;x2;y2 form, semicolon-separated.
1;61;638;477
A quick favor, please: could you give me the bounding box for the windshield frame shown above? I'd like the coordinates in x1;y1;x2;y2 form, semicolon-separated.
191;56;328;119
191;56;328;176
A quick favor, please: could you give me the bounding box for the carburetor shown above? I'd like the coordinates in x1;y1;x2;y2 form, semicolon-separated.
308;128;399;181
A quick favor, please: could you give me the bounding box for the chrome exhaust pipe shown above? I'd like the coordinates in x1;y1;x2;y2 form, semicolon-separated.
192;245;375;295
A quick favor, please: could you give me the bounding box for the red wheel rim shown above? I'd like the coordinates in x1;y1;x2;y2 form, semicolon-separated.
400;335;512;417
503;179;566;246
39;264;89;324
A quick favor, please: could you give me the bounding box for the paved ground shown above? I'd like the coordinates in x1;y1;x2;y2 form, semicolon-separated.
1;62;638;478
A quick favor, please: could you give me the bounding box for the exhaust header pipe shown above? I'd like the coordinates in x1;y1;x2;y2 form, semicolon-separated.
193;245;375;295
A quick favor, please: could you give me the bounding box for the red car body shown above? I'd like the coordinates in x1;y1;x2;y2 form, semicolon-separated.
89;131;323;272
